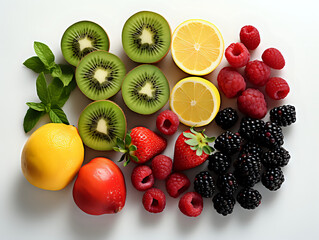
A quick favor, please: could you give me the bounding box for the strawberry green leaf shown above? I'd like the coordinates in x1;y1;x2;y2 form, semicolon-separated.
125;133;132;146
183;132;195;139
205;137;216;143
129;145;137;151
190;127;197;135
203;145;213;155
185;138;199;146
116;137;125;149
130;155;139;163
196;147;203;156
190;146;198;151
118;154;126;162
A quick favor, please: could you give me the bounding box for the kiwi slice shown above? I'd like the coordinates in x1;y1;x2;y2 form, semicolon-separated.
122;11;171;63
78;100;126;151
121;64;170;115
76;51;126;100
61;21;110;66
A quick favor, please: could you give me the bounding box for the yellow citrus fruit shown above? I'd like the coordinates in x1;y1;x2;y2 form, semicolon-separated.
21;123;84;191
170;77;221;127
171;19;224;75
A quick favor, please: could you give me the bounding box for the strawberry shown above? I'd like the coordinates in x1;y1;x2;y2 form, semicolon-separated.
114;127;167;166
173;127;215;171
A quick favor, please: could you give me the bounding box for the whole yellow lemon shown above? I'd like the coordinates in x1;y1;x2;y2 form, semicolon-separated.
21;123;84;191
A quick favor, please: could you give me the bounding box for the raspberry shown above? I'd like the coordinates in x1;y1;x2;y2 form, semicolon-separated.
217;67;246;98
237;88;267;119
166;172;190;198
142;188;166;213
245;60;271;86
240;25;261;50
156;110;179;135
262;48;285;69
225;42;250;68
178;192;203;217
131;165;154;191
265;77;290;100
151;155;172;180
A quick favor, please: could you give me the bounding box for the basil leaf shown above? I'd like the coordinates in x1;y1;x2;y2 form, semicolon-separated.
56;78;76;107
58;64;74;86
23;108;45;133
26;102;46;112
34;42;55;67
36;73;50;104
49;107;69;124
48;78;64;106
23;56;48;73
50;64;62;78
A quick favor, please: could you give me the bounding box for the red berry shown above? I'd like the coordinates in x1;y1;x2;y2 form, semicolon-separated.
262;48;285;69
151;155;173;180
225;43;250;68
245;60;271;86
265;77;290;100
131;165;154;191
217;67;246;98
178;192;203;217
240;25;261;50
156;110;179;135
237;88;267;119
142;188;166;213
166;172;190;198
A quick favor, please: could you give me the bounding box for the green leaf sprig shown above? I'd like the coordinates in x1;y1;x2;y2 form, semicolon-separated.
183;127;215;156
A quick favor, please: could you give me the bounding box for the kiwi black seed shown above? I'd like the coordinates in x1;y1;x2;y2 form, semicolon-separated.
121;64;170;115
76;51;126;100
78;100;126;151
122;11;171;63
61;21;110;66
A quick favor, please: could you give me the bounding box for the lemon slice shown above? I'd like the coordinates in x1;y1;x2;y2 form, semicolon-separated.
171;19;224;76
170;77;221;127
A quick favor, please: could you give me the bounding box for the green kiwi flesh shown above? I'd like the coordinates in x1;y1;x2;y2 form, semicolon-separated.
122;11;171;63
61;21;110;66
76;51;126;100
78;100;126;151
121;64;170;115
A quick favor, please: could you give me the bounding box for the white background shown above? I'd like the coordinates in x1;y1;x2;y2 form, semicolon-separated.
1;0;318;239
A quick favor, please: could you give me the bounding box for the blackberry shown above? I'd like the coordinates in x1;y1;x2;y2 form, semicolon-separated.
239;117;265;141
237;187;262;210
208;152;231;175
234;155;261;187
194;171;215;198
215;108;239;130
270;105;296;127
213;193;236;216
217;173;239;195
262;147;290;168
262;167;285;191
214;131;242;155
239;142;263;160
257;122;284;148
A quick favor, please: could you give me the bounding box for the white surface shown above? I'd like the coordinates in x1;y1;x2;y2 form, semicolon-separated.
1;0;318;239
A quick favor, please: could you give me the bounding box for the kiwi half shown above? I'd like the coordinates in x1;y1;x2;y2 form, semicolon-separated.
121;64;170;115
78;100;126;151
76;51;126;100
61;21;110;66
122;11;171;63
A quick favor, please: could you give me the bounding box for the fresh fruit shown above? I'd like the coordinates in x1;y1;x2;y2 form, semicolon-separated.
257;122;284;148
262;48;285;69
213;193;236;216
173;127;215;171
265;77;290;100
131;165;154;191
75;51;126;100
245;60;271;86
237;187;262;210
240;25;260;50
239;117;265;141
193;171;215;198
142;188;166;213
237;88;267;119
156;110;179;135
261;167;285;191
207;152;231;175
72;157;126;215
234;155;261;187
178;192;203;217
78;100;126;151
171;19;224;75
61;21;110;66
215;107;239;130
270;105;296;127
214;131;241;155
239;142;263;160
121;64;170;115
262;147;290;168
217;173;239;196
21;123;84;191
225;42;250;68
114;127;167;165
217;67;246;98
166;172;190;198
122;11;171;63
151;155;172;180
170;77;221;127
